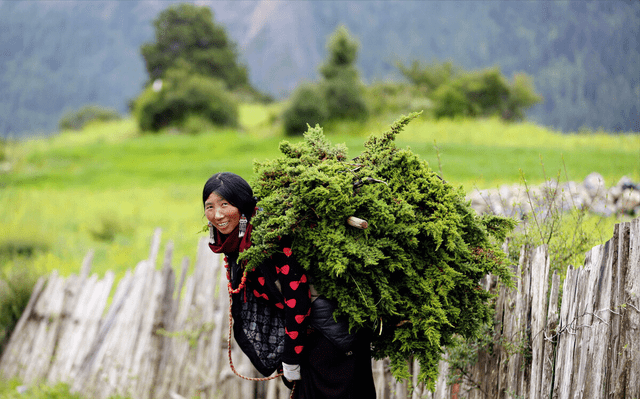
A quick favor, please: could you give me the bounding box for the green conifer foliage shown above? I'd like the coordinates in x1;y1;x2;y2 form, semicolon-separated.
240;112;516;389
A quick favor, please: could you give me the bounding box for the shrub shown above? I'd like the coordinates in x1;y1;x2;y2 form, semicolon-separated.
321;74;369;121
0;138;6;162
134;64;238;133
401;62;542;122
58;105;121;131
282;84;328;136
432;68;510;119
507;172;612;278
431;83;469;119
0;228;48;356
504;73;544;121
0;265;40;355
365;82;432;116
0;234;49;260
397;59;457;93
88;213;132;242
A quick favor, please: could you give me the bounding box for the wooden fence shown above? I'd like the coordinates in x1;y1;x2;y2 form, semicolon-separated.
1;218;639;398
446;217;640;399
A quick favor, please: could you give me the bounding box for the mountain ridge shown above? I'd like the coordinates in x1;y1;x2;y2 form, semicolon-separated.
1;0;638;137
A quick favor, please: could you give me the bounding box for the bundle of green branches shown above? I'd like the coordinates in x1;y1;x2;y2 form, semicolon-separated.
240;112;516;389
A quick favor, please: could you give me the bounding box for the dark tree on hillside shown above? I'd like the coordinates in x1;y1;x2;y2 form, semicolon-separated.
399;60;542;122
319;26;368;120
397;60;457;93
140;3;249;90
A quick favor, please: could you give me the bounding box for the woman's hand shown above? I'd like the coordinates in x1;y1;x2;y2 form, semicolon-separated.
282;362;301;381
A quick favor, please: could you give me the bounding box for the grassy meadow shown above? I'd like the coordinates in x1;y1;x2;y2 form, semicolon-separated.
1;104;639;284
0;102;638;398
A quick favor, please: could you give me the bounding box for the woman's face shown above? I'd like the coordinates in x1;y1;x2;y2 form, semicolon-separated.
204;192;241;235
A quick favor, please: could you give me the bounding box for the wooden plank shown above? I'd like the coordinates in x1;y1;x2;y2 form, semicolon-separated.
72;269;134;394
77;231;163;398
157;264;197;398
136;242;176;399
47;272;113;384
75;260;149;398
528;245;550;399
191;238;220;397
505;245;530;397
154;246;178;394
175;257;189;304
496;265;518;399
607;222;629;398
373;358;390;399
158;237;223;399
570;243;602;397
46;274;91;383
68;271;114;381
80;249;94;280
23;272;67;383
584;234;615;398
553;264;579;399
539;271;559;399
619;218;640;397
148;228;162;268
127;260;163;399
208;254;228;391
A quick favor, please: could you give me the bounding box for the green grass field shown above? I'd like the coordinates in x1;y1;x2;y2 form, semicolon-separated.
1;105;639;283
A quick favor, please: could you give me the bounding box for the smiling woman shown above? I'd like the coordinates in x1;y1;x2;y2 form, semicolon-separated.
202;172;256;236
201;172;376;398
204;193;241;235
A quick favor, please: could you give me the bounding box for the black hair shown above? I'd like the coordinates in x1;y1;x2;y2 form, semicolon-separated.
202;172;257;219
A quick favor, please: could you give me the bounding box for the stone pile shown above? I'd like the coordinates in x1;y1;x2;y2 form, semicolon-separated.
467;172;640;219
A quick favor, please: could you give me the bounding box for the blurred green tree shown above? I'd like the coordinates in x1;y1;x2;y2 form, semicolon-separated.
58;105;121;131
140;3;249;90
319;26;368;120
282;25;367;135
134;61;238;133
401;61;542;121
135;4;246;133
282;83;328;136
397;59;457;93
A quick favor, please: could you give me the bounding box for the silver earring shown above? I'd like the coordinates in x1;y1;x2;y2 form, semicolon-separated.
208;221;216;244
238;214;247;238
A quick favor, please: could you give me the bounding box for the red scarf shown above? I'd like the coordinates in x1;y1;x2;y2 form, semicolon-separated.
208;223;253;255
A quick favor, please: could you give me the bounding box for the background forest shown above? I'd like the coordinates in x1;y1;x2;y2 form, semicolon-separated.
0;0;639;138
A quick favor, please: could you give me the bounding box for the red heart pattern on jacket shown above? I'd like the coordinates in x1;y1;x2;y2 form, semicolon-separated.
285;327;299;340
276;264;290;275
283;247;292;257
258;277;265;286
285;298;297;308
294;345;304;354
253;290;268;301
289;274;307;290
294;308;311;324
